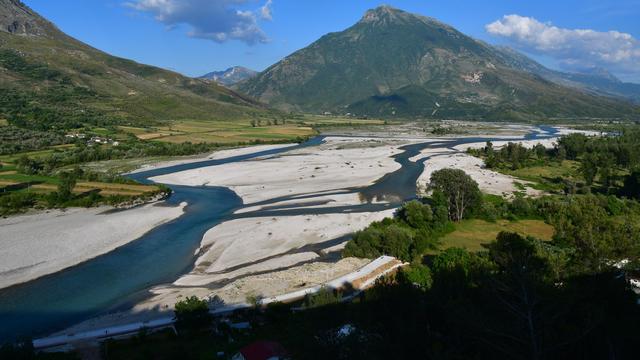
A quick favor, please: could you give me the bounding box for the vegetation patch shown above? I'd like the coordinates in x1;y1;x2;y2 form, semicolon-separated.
439;219;554;251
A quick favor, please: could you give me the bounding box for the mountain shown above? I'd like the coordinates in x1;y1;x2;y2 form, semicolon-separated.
200;66;257;86
494;46;640;104
0;0;272;131
239;6;639;120
0;0;56;37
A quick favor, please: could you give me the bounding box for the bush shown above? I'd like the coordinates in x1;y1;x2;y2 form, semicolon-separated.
174;296;211;331
0;192;36;215
399;264;433;290
304;287;342;308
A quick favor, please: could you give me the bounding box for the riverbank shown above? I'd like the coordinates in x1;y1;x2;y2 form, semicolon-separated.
0;201;186;290
416;151;542;197
150;137;414;204
7;125;567;342
128;143;298;175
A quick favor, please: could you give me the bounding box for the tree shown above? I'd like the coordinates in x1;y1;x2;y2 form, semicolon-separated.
621;169;640;199
558;133;587;160
580;153;598;186
399;264;432;290
486;232;552;360
381;224;413;261
549;195;629;273
57;171;77;201
174;296;211;331
304;287;341;308
398;200;432;229
429;169;481;221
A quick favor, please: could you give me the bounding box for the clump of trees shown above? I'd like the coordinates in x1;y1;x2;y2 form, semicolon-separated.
469;129;640;196
343;199;450;262
174;296;211;332
257;228;640;359
0;126;70;155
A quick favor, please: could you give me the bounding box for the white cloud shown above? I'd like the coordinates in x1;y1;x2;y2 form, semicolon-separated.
486;14;640;81
260;0;273;21
127;0;274;45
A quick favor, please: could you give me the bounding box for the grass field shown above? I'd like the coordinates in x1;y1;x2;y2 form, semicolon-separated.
498;160;581;191
296;114;389;126
118;119;315;144
117;115;387;144
439;219;555;252
0;169;160;196
499;159;628;192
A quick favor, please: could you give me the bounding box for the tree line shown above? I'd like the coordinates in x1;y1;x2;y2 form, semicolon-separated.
468;129;640;198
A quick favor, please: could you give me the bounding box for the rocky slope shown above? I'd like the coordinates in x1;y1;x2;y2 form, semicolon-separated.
0;0;272;130
200;66;257;86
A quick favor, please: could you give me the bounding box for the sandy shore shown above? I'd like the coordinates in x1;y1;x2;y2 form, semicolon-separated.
417;152;540;197
0;202;186;289
453;138;559;152
194;210;396;275
88;137;408;326
55;257;371;336
151;137;414;204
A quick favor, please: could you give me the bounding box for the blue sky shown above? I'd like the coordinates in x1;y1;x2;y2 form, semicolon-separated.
25;0;640;82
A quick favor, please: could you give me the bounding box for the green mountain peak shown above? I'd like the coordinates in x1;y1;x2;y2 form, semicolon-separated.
238;7;638;120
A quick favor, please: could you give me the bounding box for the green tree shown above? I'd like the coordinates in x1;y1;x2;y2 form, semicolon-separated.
486;232;552;360
398;200;432;229
429;169;481;221
381;224;413;261
549;195;629;273
580;153;598;186
558;133;587;160
399;264;432;289
174;296;211;331
57;172;77;201
622;169;640;199
343;226;384;259
305;287;341;308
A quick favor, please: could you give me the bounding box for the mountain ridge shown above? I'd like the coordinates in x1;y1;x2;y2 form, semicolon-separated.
239;6;639;120
200;66;258;86
493;46;640;103
0;0;273;131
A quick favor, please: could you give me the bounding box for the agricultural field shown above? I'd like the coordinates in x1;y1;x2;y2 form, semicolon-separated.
117;115;387;144
438;219;555;251
295;114;389;126
0;167;160;197
0;147;161;209
118;120;314;144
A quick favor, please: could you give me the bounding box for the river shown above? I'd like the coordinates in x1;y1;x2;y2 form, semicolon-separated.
0;127;557;341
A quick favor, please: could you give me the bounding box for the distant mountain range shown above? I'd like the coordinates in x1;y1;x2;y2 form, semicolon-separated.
200;66;257;86
239;6;639;120
0;0;272;131
0;1;637;126
492;46;640;104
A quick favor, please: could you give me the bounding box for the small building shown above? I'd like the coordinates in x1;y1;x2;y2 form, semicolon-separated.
232;341;288;360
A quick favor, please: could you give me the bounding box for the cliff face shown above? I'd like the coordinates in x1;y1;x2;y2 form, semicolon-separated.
0;0;57;37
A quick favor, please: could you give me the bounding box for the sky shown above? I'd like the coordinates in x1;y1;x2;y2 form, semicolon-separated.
24;0;640;82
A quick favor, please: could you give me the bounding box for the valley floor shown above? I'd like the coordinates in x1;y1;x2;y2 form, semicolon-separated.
2;123;592;342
